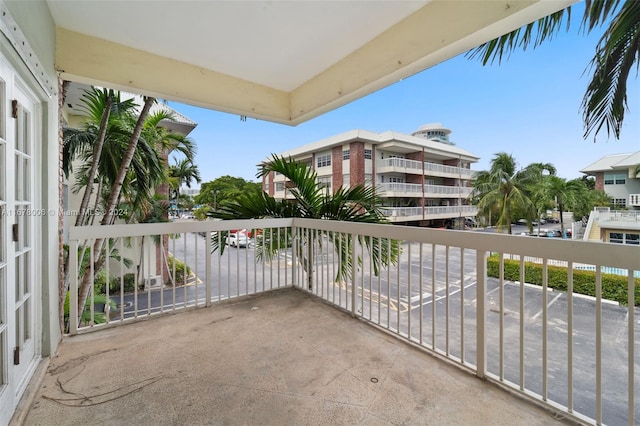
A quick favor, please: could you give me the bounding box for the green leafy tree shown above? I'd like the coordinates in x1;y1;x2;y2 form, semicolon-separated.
472;153;536;234
168;157;201;212
468;0;640;141
547;177;589;234
195;176;262;210
213;155;400;290
521;162;557;234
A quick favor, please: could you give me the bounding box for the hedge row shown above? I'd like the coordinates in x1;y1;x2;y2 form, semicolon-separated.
487;256;640;306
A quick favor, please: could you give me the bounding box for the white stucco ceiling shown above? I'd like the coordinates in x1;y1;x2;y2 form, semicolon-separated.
48;0;575;125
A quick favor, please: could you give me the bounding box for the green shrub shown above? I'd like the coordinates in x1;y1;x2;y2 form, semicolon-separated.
64;290;117;331
487;255;640;306
167;255;191;286
94;271;140;294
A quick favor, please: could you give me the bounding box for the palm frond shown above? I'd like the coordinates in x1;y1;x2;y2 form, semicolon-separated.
582;0;640;140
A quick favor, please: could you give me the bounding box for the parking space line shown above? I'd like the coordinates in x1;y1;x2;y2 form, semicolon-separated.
531;292;563;321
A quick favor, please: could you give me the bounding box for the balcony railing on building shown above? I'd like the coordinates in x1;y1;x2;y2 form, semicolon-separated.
377;157;475;179
379;205;478;221
68;218;639;426
377;182;472;198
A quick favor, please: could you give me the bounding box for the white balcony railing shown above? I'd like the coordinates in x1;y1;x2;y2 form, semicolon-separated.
380;205;478;219
593;208;640;223
68;218;640;425
378;157;475;178
377;183;472;197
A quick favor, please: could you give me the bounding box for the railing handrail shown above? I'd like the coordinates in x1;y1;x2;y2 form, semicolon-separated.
68;218;294;240
379;157;474;177
69;217;637;272
377;182;472;195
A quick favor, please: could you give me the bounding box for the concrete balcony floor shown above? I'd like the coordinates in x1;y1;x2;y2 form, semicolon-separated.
23;289;570;425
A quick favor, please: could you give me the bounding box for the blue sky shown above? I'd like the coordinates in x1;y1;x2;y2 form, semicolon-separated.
168;5;639;186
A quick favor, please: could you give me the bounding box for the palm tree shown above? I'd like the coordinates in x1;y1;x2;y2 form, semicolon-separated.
63;88;137;227
472;153;536;234
168;157;201;212
521;162;557;235
213;155;399;290
547;177;588;235
468;0;640;141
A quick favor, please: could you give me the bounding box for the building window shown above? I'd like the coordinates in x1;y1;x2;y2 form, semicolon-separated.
364;149;372;159
264;181;269;193
604;173;625;185
342;150;350;160
388;176;405;183
275;182;285;192
318;176;331;192
343;174;350;187
626;233;640;245
316;154;331;168
610;232;640;245
365;173;372;185
611;198;627;208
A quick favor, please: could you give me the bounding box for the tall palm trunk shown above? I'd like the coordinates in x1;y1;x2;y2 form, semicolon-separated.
77;97;155;321
76;95;112;227
61;95;112;328
558;202;566;235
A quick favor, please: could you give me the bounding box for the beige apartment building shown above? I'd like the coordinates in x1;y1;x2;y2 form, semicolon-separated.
263;123;479;227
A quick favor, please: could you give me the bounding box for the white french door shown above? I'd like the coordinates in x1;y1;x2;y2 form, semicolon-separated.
0;56;38;424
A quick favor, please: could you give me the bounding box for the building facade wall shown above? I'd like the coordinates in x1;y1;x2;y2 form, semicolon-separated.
331;146;342;191
595;172;604;191
350;141;365;186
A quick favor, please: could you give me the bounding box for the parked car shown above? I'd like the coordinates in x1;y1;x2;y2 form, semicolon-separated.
226;232;249;248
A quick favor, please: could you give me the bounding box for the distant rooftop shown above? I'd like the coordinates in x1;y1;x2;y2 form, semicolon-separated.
270;124;478;164
580;151;640;174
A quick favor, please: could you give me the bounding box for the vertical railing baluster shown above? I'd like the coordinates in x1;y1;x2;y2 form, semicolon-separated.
171;233;176;310
351;232;357;317
146;235;152;314
159;235;164;313
182;233;187;306
217;232;222;301
460;247;464;363
419;242;423;345
195;231;200;307
378;237;382;326
368;235;372;321
407;242;412;339
628;271;635;426
519;257;525;390
567;261;573;414
69;238;79;335
119;238;125;321
431;244;436;350
499;254;505;381
105;239;110;324
596;266;602;425
476;249;488;379
542;259;548;401
445;245;450;356
205;230;211;306
396;239;401;333
387;238;391;329
133;237;139;318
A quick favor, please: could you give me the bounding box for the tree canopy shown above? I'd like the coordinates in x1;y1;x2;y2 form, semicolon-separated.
195;176;262;210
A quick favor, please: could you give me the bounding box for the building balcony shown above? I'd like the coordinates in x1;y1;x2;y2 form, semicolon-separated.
380;205;478;222
377;157;475;180
20;218;640;425
377;182;472;198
